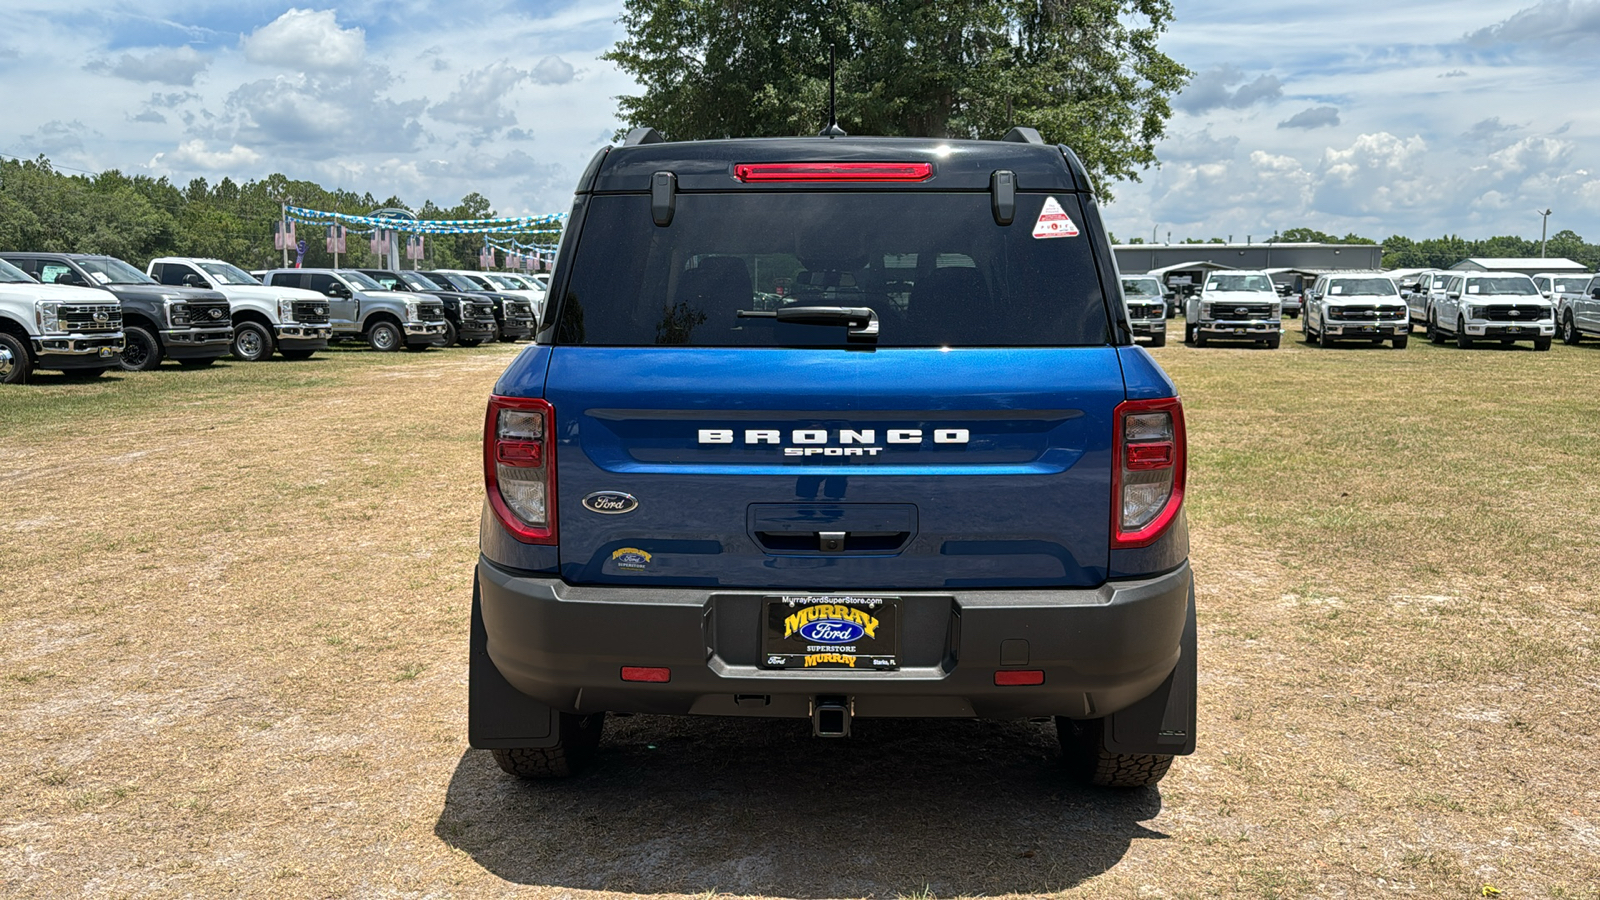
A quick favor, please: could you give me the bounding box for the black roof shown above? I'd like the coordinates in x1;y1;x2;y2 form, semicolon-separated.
588;136;1088;194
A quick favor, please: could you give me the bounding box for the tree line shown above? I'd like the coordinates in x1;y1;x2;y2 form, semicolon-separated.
1120;226;1600;271
0;155;515;273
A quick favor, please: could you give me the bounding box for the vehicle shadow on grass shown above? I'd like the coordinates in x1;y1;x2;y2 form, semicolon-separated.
435;714;1165;898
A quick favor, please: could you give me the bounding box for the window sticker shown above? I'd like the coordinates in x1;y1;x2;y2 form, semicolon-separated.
1467;285;1480;294
1331;285;1344;294
1032;196;1080;239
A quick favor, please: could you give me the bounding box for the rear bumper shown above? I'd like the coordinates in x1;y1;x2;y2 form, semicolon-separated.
476;558;1192;721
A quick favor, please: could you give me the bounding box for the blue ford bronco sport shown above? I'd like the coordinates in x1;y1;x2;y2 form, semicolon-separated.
472;126;1195;787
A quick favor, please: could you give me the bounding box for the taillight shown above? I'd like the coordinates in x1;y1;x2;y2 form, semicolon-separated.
733;162;934;183
485;395;556;544
1111;397;1186;548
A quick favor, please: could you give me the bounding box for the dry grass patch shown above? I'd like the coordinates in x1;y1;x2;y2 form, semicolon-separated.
1;335;1597;898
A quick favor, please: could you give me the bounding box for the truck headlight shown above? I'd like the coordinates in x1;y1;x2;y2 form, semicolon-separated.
1201;304;1212;318
1469;305;1488;319
278;298;296;323
36;300;62;333
1271;303;1281;316
404;300;420;322
166;297;191;326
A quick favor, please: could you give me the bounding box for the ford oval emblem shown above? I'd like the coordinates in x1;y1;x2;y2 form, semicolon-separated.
582;491;638;515
798;619;866;644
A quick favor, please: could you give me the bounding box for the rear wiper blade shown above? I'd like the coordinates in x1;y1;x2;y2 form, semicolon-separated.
738;305;878;343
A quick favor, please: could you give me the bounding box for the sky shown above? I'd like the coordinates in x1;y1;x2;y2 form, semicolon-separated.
2;0;1598;245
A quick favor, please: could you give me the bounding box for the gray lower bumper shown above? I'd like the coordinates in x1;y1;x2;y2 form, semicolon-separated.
476;558;1192;723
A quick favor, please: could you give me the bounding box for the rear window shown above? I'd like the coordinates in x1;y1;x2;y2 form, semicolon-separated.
555;192;1110;347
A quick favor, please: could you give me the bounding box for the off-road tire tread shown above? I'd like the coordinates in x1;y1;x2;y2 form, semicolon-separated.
489;713;604;779
1058;717;1175;788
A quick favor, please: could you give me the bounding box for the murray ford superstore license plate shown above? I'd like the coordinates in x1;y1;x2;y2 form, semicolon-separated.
762;595;899;670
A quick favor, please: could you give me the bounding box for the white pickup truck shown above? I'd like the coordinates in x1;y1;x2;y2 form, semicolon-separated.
147;257;333;361
1184;270;1282;348
1302;273;1409;349
1554;273;1599;344
0;257;124;383
1423;271;1554;350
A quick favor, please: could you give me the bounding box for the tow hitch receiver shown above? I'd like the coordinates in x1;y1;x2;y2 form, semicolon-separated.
812;695;852;738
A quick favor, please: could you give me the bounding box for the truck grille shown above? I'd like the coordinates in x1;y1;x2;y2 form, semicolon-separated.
420;302;446;322
470;302;497;323
60;304;122;332
1127;303;1163;319
292;300;330;325
187;302;230;325
1482;304;1551;321
505;301;531;319
1216;303;1273;319
1328;305;1407;320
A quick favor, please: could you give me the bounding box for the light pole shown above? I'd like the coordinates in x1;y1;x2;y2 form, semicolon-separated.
1537;208;1552;258
1152;224;1160;244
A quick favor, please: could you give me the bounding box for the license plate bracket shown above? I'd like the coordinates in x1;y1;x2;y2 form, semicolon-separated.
761;595;899;670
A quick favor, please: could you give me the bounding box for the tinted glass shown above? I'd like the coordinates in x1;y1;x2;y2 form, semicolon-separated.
199;262;260;285
1121;278;1162;297
78;257;154;284
341;271;385;290
1466;277;1537;296
1206;274;1274;293
0;259;33;282
399;272;443;291
557;192;1109;347
1325;278;1399;297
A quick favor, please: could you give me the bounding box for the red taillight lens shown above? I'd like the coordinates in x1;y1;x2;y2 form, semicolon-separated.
485;395;557;544
1111;397;1186;549
733;162;934;183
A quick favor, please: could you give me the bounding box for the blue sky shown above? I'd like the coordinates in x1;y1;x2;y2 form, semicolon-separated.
3;1;1598;245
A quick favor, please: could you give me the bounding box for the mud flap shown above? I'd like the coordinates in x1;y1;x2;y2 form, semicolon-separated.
469;577;561;749
1101;583;1197;756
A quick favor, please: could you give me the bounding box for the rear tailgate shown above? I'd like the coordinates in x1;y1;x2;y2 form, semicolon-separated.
547;345;1125;590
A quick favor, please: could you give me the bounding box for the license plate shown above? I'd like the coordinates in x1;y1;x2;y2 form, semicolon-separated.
762;595;899;670
1356;326;1376;333
99;347;116;358
1505;326;1524;334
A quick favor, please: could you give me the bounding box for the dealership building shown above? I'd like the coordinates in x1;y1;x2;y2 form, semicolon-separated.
1114;242;1386;295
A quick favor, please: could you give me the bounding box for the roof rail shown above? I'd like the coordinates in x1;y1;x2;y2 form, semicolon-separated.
1002;126;1044;145
623;127;665;146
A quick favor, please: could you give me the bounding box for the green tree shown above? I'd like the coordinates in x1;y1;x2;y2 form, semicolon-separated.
604;0;1189;197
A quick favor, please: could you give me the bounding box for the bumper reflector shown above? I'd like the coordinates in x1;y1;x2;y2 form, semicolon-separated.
994;670;1045;686
621;666;671;683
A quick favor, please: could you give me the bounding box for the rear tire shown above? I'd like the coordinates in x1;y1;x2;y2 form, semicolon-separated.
118;325;163;372
1562;313;1581;345
1428;311;1445;344
490;713;605;779
1319;326;1337;349
1393;336;1409;350
437;320;458;348
1057;717;1173;788
232;321;275;361
0;332;32;384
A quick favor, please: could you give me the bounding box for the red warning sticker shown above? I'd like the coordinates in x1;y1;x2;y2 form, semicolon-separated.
1032;196;1080;239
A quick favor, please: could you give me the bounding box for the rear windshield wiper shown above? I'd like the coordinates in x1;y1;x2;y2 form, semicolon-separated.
738;305;879;343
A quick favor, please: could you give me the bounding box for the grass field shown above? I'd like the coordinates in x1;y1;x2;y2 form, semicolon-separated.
2;334;1597;899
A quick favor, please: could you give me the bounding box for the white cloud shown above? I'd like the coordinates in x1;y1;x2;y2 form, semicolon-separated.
1176;65;1284;114
85;46;211;86
1466;0;1600;48
18;121;97;157
153;140;262;170
531;55;577;85
429;62;531;131
1279;107;1341;130
221;71;426;157
242;8;366;72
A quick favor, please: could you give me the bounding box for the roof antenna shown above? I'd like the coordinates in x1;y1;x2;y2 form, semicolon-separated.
819;45;846;138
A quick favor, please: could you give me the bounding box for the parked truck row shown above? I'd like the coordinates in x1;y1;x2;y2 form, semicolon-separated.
0;250;547;383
